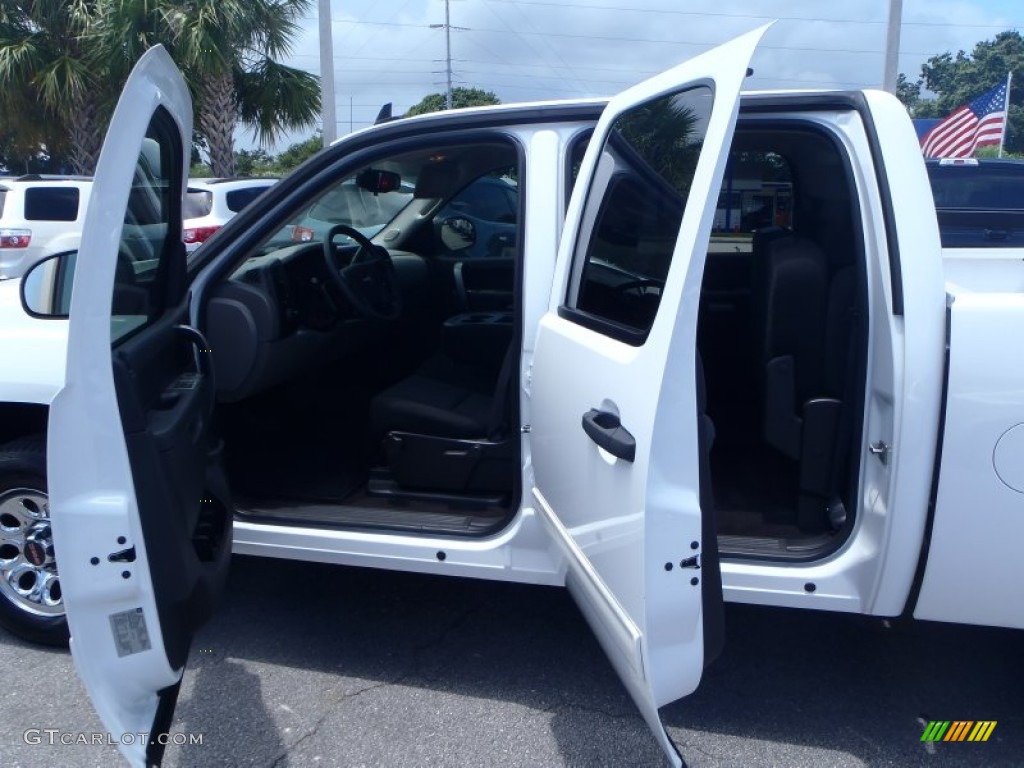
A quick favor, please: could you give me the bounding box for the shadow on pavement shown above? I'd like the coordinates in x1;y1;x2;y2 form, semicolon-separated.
118;555;1024;766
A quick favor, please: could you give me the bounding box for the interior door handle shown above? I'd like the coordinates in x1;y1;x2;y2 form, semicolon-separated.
174;324;213;378
581;408;636;463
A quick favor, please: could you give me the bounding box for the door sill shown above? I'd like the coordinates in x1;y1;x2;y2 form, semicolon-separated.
233;494;511;537
717;531;843;562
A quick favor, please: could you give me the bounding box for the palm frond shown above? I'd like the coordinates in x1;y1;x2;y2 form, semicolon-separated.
236;58;320;145
34;52;93;107
0;34;50;82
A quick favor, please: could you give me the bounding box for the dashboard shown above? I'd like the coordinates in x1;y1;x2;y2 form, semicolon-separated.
205;243;430;402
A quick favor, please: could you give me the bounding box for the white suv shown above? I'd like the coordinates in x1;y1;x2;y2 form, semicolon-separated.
183;177;276;252
0;176;92;279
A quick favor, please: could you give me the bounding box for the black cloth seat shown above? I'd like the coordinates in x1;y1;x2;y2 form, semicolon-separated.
369;353;507;441
753;229;829;458
367;346;518;495
752;223;858;530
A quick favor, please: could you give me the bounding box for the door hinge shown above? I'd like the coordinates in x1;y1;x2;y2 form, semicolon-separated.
869;440;891;466
521;424;531;434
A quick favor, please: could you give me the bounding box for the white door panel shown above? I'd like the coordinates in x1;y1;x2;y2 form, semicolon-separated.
49;47;231;767
530;26;769;766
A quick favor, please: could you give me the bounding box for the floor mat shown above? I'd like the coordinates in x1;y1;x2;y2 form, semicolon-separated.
228;444;364;503
711;440;799;536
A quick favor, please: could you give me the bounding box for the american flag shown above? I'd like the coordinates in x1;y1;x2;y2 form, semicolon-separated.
920;82;1009;158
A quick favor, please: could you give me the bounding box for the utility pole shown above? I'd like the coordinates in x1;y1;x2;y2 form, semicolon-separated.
318;0;337;145
444;0;452;109
882;0;903;93
430;0;459;109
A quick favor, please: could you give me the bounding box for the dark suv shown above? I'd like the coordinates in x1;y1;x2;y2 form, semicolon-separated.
925;158;1024;248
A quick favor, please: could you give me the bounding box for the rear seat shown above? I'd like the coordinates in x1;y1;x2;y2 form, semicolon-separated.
752;215;856;531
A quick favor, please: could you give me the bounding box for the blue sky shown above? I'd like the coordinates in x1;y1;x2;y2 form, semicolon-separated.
247;0;1024;148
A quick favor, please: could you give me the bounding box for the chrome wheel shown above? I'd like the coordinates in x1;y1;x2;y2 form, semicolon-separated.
0;488;62;618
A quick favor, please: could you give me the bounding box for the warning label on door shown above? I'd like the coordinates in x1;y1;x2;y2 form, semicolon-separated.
109;607;152;657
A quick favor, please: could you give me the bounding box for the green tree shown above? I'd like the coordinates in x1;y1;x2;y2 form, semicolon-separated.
895;73;923;116
271;132;322;172
0;1;322;177
618;96;699;196
406;87;500;116
0;80;69;173
0;1;111;174
118;0;321;177
898;30;1024;153
233;147;275;177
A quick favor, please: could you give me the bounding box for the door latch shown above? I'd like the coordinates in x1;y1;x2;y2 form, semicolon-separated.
869;440;891;466
107;547;136;563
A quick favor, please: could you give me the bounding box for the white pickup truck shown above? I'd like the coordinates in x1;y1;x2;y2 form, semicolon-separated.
1;28;1022;767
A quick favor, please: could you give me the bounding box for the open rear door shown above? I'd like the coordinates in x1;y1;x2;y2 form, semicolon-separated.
47;47;232;766
529;27;767;765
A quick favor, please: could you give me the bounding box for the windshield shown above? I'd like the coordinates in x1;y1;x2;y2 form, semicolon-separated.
270;170;416;248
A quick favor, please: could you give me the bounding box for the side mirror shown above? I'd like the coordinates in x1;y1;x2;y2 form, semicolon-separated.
20;251;77;318
439;217;476;252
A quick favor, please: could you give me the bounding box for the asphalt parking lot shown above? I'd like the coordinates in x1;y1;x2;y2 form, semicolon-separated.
2;554;1021;767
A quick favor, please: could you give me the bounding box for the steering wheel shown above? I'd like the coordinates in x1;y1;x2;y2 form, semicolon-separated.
614;278;664;298
322;224;402;321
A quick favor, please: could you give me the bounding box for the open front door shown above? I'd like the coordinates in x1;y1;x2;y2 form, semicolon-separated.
529;27;767;766
48;47;231;766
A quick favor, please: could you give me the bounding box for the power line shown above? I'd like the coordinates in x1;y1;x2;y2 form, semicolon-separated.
329;19;949;57
483;0;1024;29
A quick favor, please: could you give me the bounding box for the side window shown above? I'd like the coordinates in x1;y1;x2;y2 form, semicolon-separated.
110;107;183;345
24;187;80;222
711;151;793;251
447;180;515;222
566;87;713;341
436;169;519;259
225;186;269;213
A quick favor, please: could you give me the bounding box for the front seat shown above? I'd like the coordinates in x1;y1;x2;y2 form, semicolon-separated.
369;353;507;441
367;344;518;496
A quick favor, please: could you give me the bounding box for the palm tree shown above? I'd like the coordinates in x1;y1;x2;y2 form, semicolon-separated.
159;0;320;177
0;1;110;174
0;1;320;177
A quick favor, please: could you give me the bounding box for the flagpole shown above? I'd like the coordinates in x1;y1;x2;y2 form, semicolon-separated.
999;71;1012;158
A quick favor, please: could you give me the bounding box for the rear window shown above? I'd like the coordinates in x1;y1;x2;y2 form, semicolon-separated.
927;163;1024;248
927;164;1024;210
225;186;270;213
0;188;7;218
24;187;80;222
185;188;213;218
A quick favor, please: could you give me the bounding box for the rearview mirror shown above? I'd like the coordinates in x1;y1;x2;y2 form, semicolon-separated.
20;251;77;318
356;168;402;195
